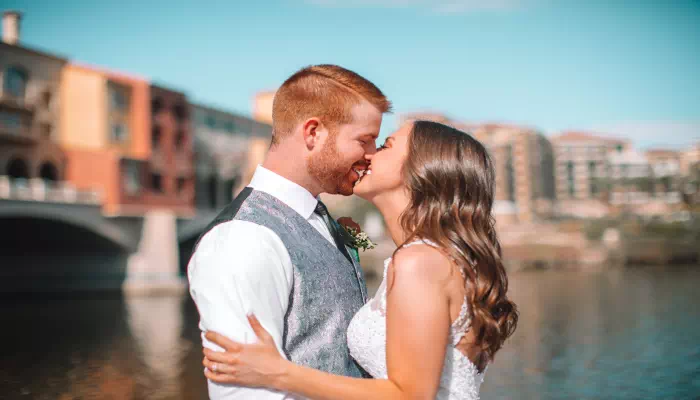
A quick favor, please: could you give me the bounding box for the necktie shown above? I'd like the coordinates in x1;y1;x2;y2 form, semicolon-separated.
314;201;353;263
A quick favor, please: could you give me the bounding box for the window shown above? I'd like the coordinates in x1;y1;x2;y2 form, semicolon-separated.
175;130;186;150
39;162;59;182
4;66;28;100
152;126;162;149
42;90;52;109
123;163;141;195
108;83;130;112
223;178;236;203
111;122;128;142
588;161;598;196
177;177;187;194
224;121;235;134
567;161;576;197
6;157;29;179
40;123;52;139
0;110;23;134
173;103;187;121
505;146;515;201
206;115;217;129
208;175;218;209
151;173;163;193
152;97;163;115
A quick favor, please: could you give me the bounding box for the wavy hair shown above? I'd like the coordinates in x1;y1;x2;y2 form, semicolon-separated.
395;120;518;371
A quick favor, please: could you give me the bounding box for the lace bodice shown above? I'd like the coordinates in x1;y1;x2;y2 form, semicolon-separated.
347;239;486;400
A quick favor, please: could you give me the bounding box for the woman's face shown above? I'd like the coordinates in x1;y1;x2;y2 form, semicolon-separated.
353;122;413;200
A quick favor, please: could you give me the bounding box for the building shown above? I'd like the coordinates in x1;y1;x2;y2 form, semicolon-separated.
149;84;195;208
60;63;195;216
551;131;629;200
645;149;682;201
607;148;654;205
400;113;555;223
549;131;630;217
646;149;681;178
191;104;272;211
472;124;556;223
252;90;275;125
0;11;67;186
680;142;700;177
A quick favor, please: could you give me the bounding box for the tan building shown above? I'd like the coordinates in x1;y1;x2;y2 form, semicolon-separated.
60;64;194;216
680;142;700;176
0;11;67;186
473;124;555;223
400;113;555;223
252;90;275;125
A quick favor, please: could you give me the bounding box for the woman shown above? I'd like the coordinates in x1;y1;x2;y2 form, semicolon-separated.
203;120;518;399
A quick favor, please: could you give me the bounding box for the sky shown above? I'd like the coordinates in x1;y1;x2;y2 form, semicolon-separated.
5;0;700;148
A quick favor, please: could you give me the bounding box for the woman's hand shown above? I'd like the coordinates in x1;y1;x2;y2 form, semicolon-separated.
203;314;290;390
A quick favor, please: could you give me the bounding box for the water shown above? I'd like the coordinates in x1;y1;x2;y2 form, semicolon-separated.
1;266;699;399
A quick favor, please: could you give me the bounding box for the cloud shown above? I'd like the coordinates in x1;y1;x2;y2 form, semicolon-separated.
305;0;522;14
587;121;700;150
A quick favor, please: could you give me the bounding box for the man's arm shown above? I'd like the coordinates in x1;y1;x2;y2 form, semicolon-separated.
188;220;293;399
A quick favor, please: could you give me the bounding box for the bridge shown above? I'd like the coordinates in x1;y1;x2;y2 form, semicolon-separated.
0;176;218;294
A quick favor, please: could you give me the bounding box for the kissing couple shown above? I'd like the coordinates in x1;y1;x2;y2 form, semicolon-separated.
188;64;518;400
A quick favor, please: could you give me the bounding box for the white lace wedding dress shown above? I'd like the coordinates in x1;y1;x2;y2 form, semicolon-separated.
347;240;486;400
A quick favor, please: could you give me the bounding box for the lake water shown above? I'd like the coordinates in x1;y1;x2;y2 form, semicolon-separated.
1;266;699;399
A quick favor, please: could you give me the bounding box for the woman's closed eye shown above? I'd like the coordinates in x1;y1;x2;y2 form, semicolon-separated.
377;144;388;151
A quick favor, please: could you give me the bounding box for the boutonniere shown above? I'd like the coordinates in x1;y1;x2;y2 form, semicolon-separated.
337;217;377;252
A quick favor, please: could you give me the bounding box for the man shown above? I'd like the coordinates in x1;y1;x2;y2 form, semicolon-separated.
188;64;391;399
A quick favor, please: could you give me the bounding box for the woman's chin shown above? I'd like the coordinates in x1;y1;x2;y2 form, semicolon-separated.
352;179;370;199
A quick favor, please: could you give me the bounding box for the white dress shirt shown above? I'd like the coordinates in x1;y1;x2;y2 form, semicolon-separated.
188;165;335;399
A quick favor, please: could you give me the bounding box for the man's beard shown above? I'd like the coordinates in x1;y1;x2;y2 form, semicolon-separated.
307;132;355;196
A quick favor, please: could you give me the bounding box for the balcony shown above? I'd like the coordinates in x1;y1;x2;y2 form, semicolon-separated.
0;101;34;144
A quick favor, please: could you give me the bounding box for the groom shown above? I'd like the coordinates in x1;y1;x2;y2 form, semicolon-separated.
188;64;391;399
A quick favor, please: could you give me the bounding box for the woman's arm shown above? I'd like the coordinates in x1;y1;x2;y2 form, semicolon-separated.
204;247;453;400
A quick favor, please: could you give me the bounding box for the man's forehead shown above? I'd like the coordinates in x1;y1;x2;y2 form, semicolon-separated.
350;100;383;121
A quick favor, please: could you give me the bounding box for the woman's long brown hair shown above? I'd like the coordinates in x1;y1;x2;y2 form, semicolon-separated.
395;120;518;371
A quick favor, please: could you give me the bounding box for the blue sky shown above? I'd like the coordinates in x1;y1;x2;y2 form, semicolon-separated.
6;0;700;148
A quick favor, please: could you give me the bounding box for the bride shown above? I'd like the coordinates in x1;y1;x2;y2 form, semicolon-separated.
202;120;518;399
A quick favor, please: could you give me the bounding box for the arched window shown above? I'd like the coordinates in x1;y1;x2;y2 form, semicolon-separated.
39;162;59;181
6;157;29;180
4;66;28;101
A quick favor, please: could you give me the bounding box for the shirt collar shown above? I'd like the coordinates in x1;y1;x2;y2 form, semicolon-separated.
248;165;319;220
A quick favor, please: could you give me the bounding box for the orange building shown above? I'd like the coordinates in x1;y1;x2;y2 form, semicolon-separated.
60;64;194;216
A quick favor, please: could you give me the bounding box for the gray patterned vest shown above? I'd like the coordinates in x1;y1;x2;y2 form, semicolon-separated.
194;187;369;377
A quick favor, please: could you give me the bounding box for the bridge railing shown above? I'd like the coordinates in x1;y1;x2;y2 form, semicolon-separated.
0;176;103;205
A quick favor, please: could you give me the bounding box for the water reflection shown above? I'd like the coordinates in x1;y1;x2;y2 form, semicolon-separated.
125;296;187;399
0;266;698;399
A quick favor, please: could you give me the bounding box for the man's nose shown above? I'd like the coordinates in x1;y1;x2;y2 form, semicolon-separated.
365;141;378;156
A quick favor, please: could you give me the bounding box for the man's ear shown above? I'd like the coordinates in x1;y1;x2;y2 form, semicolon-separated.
302;118;323;150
